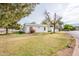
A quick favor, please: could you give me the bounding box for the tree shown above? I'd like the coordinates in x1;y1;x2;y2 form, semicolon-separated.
42;11;63;33
64;24;76;31
10;23;21;30
52;13;63;33
0;3;37;34
42;11;54;32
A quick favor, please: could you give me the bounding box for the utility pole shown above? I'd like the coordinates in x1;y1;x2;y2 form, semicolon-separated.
53;13;56;33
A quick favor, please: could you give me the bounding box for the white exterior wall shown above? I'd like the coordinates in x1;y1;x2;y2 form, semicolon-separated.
23;25;48;33
23;26;30;33
35;26;48;32
50;27;59;32
22;24;59;33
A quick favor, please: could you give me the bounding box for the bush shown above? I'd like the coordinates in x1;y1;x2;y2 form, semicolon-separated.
30;27;35;33
48;29;52;32
15;31;25;34
30;29;35;33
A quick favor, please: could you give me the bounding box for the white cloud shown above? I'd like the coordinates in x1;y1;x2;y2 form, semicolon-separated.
62;3;79;24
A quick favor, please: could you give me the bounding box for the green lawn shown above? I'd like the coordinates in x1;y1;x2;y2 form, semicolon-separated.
0;32;74;56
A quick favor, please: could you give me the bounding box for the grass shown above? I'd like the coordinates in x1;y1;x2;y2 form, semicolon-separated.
0;32;75;56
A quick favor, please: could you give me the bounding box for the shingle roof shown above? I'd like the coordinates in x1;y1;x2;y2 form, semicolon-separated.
24;24;48;27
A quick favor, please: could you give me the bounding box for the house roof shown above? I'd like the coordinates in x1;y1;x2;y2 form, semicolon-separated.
24;24;48;27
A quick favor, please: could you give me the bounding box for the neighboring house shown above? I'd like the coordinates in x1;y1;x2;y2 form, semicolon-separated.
22;23;59;33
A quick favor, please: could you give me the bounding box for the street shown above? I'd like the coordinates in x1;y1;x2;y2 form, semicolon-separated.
67;31;79;56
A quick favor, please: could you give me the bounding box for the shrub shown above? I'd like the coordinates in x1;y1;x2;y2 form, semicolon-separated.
48;30;52;32
15;31;25;34
30;27;35;33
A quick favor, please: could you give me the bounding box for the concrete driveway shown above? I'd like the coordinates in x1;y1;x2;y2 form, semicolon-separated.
67;31;79;56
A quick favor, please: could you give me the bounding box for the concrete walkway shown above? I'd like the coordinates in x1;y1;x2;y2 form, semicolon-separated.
67;31;79;56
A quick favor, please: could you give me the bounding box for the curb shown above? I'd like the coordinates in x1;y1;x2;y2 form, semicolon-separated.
72;38;78;56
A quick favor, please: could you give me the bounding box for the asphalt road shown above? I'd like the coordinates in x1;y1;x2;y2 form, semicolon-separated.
67;31;79;56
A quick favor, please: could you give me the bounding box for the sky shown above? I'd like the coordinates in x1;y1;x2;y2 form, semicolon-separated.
18;3;79;26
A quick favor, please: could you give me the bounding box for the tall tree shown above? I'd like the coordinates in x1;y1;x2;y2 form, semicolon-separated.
42;11;63;33
42;11;53;31
51;13;63;33
0;3;37;34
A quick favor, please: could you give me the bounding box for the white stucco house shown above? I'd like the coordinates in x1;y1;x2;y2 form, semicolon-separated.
22;23;59;33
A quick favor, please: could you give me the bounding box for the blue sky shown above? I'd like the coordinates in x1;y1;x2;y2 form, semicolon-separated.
18;3;79;25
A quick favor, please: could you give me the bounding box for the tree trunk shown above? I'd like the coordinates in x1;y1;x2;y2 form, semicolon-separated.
53;13;56;33
58;26;61;31
6;27;8;34
53;24;55;33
